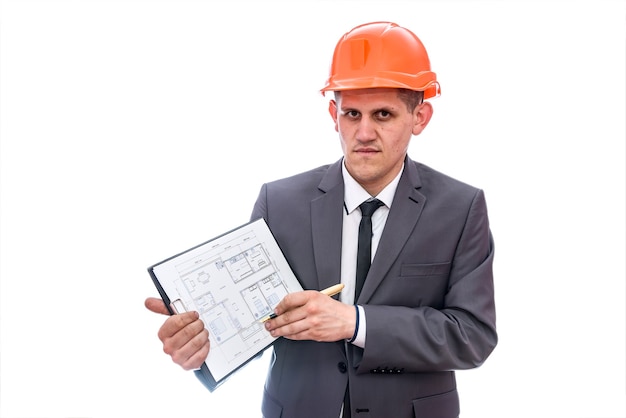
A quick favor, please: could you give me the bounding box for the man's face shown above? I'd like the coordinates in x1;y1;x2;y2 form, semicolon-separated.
329;88;432;196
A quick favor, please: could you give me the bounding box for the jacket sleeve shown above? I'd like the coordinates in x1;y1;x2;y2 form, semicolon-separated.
359;189;497;373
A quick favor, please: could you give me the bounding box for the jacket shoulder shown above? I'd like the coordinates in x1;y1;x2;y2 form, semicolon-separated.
410;159;483;197
263;159;342;195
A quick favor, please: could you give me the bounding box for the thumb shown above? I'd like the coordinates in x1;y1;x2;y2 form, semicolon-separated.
145;297;170;315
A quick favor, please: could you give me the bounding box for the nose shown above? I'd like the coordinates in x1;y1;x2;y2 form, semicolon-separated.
356;116;376;143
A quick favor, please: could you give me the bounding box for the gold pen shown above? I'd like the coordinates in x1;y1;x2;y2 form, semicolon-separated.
319;283;345;297
259;283;345;323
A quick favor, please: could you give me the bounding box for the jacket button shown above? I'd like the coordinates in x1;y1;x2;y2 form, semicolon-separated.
337;362;347;373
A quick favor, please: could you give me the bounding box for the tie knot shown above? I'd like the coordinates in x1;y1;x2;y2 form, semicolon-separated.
359;199;384;217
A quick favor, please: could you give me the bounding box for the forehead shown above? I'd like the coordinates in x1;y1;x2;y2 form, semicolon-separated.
337;88;403;108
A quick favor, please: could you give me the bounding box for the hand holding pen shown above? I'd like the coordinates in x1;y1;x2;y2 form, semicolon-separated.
263;283;358;343
259;284;345;323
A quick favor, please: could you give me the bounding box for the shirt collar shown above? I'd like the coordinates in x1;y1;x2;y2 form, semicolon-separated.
342;158;403;214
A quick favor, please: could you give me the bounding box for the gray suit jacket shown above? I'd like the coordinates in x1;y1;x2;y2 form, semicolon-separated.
245;156;496;418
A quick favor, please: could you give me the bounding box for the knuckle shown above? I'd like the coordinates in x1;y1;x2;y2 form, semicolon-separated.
162;334;181;356
171;350;185;366
181;356;197;371
308;315;322;328
189;332;207;351
306;302;320;315
180;323;196;340
281;311;292;323
174;313;191;327
157;328;167;342
162;338;177;357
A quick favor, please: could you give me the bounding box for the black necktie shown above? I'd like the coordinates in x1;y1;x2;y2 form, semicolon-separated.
354;199;384;301
344;199;384;418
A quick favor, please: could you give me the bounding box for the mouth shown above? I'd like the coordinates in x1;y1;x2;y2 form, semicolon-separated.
354;148;379;155
354;148;379;158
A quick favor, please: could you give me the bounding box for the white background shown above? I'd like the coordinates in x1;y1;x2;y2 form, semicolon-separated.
1;1;624;417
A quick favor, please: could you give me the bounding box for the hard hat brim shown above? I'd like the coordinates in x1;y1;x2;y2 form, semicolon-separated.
321;73;440;99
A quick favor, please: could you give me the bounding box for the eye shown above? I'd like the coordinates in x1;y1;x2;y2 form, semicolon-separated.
344;110;360;119
376;110;392;120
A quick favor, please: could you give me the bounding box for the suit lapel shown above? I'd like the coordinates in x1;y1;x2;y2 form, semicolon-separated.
358;160;425;303
311;160;345;292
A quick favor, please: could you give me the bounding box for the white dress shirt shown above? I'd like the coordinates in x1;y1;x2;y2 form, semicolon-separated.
340;160;403;348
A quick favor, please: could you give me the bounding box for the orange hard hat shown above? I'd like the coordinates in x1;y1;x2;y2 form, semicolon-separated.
321;21;440;99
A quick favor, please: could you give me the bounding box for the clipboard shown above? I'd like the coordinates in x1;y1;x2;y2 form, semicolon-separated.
147;218;303;391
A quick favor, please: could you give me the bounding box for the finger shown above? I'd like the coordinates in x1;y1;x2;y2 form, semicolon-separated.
179;335;211;371
265;308;308;337
273;290;315;315
158;311;200;340
161;314;208;365
173;328;211;371
145;297;170;315
268;319;308;339
268;297;355;342
268;290;326;332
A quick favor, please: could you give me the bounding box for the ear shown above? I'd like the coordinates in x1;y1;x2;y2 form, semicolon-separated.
328;100;339;132
412;101;433;136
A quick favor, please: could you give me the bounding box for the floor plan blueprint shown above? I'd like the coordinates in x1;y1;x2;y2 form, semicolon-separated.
149;218;303;385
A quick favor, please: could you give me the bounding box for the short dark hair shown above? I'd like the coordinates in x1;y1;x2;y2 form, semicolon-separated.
334;89;424;112
396;89;424;112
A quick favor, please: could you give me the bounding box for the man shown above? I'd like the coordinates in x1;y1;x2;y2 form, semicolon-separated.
145;21;497;418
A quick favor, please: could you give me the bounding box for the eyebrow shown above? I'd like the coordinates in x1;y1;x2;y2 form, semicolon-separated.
340;105;396;114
